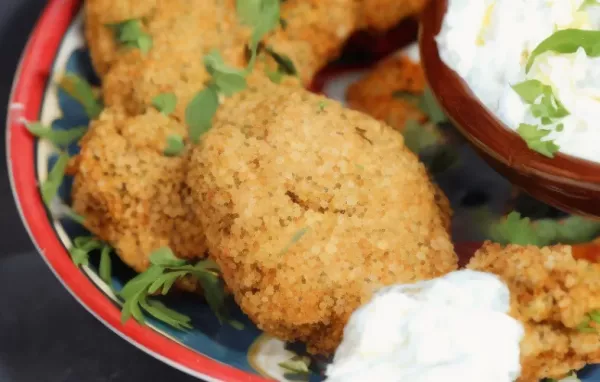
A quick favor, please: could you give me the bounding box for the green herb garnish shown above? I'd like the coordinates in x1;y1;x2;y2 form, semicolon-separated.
164;134;185;156
69;236;103;267
526;29;600;72
579;0;599;10
107;19;153;54
41;152;70;206
99;245;113;285
279;227;308;255
488;212;600;246
58;74;103;119
204;51;248;96
152;93;177;115
512;80;569;119
517;123;560;158
264;46;298;76
318;101;327;112
120;247;240;330
403;120;442;154
185;85;220;143
26;122;87;148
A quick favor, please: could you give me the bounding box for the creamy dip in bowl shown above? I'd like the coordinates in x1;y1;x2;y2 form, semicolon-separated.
419;0;600;218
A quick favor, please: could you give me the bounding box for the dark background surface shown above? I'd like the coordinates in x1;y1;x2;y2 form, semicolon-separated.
0;1;198;381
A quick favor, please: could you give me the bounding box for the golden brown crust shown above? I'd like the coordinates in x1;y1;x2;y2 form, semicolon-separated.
71;107;205;272
347;55;427;131
468;243;600;381
187;81;457;354
358;0;428;31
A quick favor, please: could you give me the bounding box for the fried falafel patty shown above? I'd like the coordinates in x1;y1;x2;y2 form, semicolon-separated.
347;55;427;131
186;80;457;354
71;107;205;272
357;0;428;31
98;0;249;120
468;243;600;382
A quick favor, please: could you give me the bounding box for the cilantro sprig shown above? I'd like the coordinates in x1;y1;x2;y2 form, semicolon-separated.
164;134;185;156
577;310;600;333
58;74;103;119
511;79;568;157
119;247;241;330
69;236;114;287
487;212;600;246
107;19;153;54
41;152;70;206
26;122;87;148
526;29;600;73
579;0;600;10
185;0;281;142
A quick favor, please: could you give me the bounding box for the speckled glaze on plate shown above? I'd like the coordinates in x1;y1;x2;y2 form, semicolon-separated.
6;0;600;381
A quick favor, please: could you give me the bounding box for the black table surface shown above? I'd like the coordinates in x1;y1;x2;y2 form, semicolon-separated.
0;1;199;381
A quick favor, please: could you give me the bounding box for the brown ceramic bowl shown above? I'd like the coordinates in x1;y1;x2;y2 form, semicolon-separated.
419;0;600;218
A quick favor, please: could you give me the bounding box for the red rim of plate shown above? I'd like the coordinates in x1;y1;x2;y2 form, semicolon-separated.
6;1;271;381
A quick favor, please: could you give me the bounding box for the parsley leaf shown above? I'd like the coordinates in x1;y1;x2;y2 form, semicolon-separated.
517;123;560;158
26;122;87;148
58;74;103;119
204;51;248;96
119;247;239;330
99;245;113;285
264;46;298;76
152;93;177;115
526;29;600;72
164;134;185;156
107;19;153;54
185;85;219;143
41;152;70;206
69;237;104;267
488;212;600;246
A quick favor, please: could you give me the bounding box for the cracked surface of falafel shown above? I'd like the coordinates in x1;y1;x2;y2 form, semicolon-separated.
187;80;457;354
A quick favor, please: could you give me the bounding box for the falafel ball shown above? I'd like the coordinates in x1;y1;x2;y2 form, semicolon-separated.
468;243;600;382
71;106;205;272
358;0;428;31
346;54;427;131
187;79;457;354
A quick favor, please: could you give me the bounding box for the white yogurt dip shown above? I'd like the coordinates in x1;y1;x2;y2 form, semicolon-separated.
436;0;600;161
325;270;524;382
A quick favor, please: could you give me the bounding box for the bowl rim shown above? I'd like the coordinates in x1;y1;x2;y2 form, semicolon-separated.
5;1;271;381
419;0;600;188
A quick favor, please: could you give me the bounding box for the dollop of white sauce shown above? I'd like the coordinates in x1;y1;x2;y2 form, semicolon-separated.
325;270;524;382
436;0;600;162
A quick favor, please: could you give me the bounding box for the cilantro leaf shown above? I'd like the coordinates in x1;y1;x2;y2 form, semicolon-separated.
69;236;103;267
99;245;113;285
41;152;70;206
58;74;103;119
526;29;600;72
204;51;248;96
186;85;219;143
266;69;284;83
119;247;238;330
248;0;281;68
107;19;153;54
517;123;560;158
164;134;185;156
487;212;600;246
26;122;87;147
152;93;177;115
264;47;298;76
236;0;264;26
512;80;547;104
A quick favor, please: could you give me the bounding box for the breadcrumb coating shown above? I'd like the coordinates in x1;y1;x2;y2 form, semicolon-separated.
468;243;600;382
347;55;427;131
98;0;248;120
71;107;205;272
187;80;457;354
358;0;428;31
